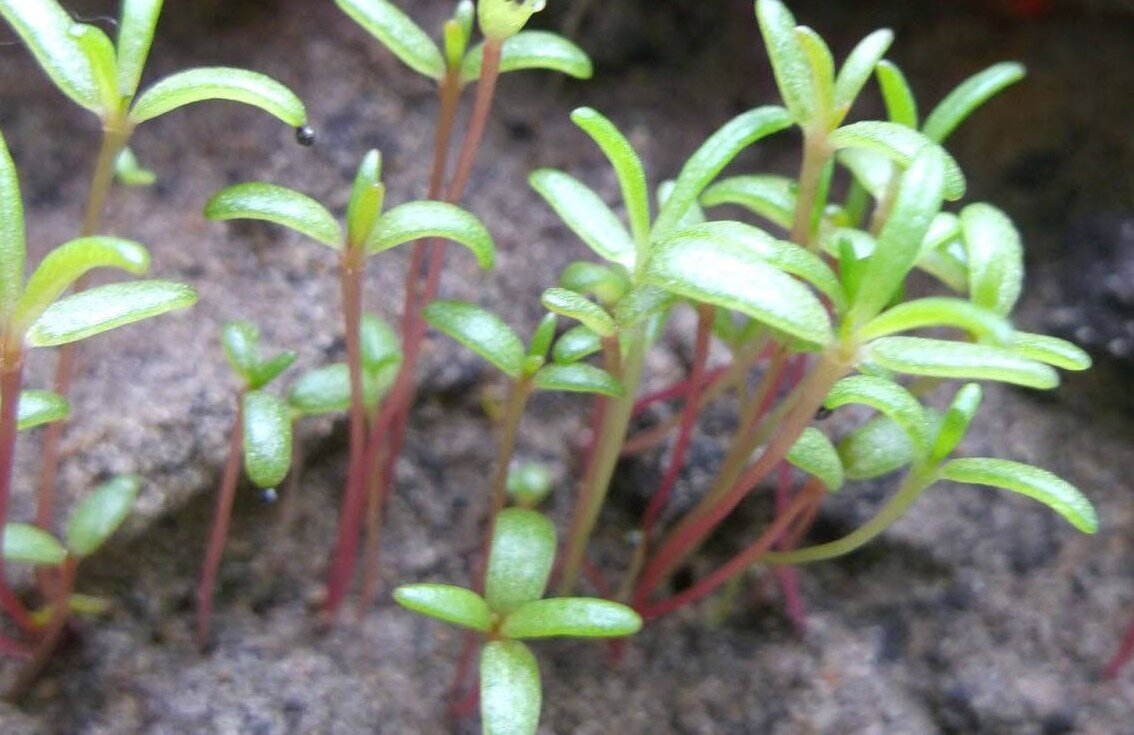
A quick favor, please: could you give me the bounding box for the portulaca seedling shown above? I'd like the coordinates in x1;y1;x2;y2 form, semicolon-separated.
2;475;141;698
0;0;309;575
395;507;641;735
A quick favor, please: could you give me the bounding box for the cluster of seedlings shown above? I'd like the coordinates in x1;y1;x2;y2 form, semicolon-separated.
0;0;1124;731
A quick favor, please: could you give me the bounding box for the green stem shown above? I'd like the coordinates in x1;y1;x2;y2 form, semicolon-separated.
790;131;831;250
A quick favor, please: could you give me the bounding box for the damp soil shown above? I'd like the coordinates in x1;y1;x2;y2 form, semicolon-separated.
1;1;1133;733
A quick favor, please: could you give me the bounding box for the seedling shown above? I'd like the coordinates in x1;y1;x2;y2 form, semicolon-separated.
394;507;641;735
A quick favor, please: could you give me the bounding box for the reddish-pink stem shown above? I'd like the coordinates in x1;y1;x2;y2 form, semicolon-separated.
1104;613;1134;679
772;462;807;634
0;353;35;635
0;631;30;659
632;365;730;418
196;394;245;650
7;556;76;700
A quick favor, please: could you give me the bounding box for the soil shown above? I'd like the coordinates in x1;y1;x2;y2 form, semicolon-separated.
1;0;1132;732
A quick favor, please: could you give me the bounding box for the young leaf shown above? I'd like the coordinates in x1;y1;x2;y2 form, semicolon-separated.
930;383;982;461
250;351;298;390
1009;332;1091;372
863;337;1059;389
941;458;1097;534
14;237;151;329
755;0;812;125
701;175;797;230
838;415;916;480
0;129;26;318
857;297;1011;343
876;60;918;128
444;3;474;70
613;284;675;330
833;29;894;121
559;261;629;306
243;391;292;489
0;0;101;111
2;523;66;565
478;0;546;40
533;364;624;397
366;202;494;269
960;203;1023;317
288;363;389;415
507;462;553;507
540;288;615;338
393;583;492;632
551;325;601;365
644;228;833;347
205;183;341;249
529;169;636;271
501;598;642;639
824;374;931;453
830;121;965;200
462;31;593;84
794;26;834;125
75;24;119;114
26;280;197;347
571;107;650;249
360;312;402;371
221;320;261;383
423;300;525;378
66;475;140;557
786;427;844;491
922;62;1025;144
653;106;794;238
527;314;557;361
837;148;894;200
16;389;69;430
846;147;946;327
485;508;556;614
114;147;157;186
480;640;541;735
129;67;307;127
116;0;163;97
334;0;445;80
347;150;385;248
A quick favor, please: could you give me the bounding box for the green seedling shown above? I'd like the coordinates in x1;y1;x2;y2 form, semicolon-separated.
506;461;553;510
0;124;196;661
395;507;641;735
2;475;140;696
325;0;591;618
0;0;309;590
196;321;297;650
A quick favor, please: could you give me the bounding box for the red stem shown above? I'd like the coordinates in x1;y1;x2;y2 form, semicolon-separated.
0;353;35;635
196;394;245;650
632;365;731;418
7;556;76;701
772;462;807;634
0;631;31;659
1104;613;1134;679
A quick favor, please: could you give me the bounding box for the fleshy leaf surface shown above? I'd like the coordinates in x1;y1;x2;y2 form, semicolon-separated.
2;523;66;565
26;280;197;347
480;640;541;735
501;598;642;639
130;67;307;126
335;0;444;80
243;391;292;489
529;169;636;271
423;300;524;377
205;183;341;248
367;202;494;269
66;475;140;557
485;508;556;614
393;584;492;632
786;427;844;491
0;0;101;111
533;364;624;397
864;337;1059;389
462;31;593;84
942;458;1097;534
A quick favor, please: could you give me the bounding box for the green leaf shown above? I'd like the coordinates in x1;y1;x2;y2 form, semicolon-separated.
960;203;1023;317
0;129;26;318
243;391;292;489
130;67;307;126
922;62;1025;144
864;337;1059;389
335;0;444;79
653;106;794;238
794;26;834;125
462;31;593;84
701;175;797;230
485;508;556;614
846;147;946;326
551;325;601;365
114;147;157;187
288;363;391;415
644;227;833;347
444;1;474;69
837;148;894;200
424;300;524;378
0;0;101;111
858;297;1011;343
529;169;636;271
75;24;119;114
613;284;676;330
116;0;163;97
526;313;557;361
830;121;966;200
250;351;298;390
205;183;341;249
824;375;931;453
833;29;894;122
360;312;402;371
533;364;623;397
941;458;1097;534
66;475;140;557
838;414;917;480
16;389;69;430
367;201;494;268
787;427;844;491
480;640;541;735
875;60;918;128
755;0;812;125
347;150;385;248
501;598;642;639
3;523;66;565
26;280;197;347
507;462;553;507
571;107;650;249
1009;332;1091;372
540;288;615;338
930;383;981;461
559;261;629;306
393;583;492;632
221;320;261;383
14;237;151;329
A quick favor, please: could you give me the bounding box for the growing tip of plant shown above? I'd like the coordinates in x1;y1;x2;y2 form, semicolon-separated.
295;126;316;147
478;0;547;40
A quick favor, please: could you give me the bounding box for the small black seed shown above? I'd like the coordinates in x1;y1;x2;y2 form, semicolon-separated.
296;126;316;147
814;406;833;420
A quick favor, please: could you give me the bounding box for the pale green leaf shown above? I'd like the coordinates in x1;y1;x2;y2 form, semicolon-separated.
501;598;642;639
3;523;66;565
347;150;385;248
75;24;119;113
480;640;541;735
66;475;140;557
287;363;391;415
367;201;494;268
26;280;197;347
221;320;261;382
787;427;844;491
960;203;1023;316
424;300;524;377
930;383;981;461
243;391;292;489
533;363;623;397
613;284;675;330
204;183;341;248
116;0;163;97
17;389;69;430
559;261;630;306
755;0;812;124
858;297;1011;343
529;169;636;271
837;148;894;200
830;121;966;200
795;26;834;124
507;462;553;507
551;325;601;365
130;67;307;126
526;313;557;361
0;129;26;318
393;583;492;632
864;337;1059;389
838;415;916;480
462;31;593;84
701;175;797;230
922;62;1025;144
540;288;615;338
824;374;931;453
485;508;556;614
833;29;894;121
571;107;650;248
0;0;101;111
360;312;402;371
1009;332;1091;372
942;458;1096;534
876;59;918;128
114;147;157;187
335;0;444;79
